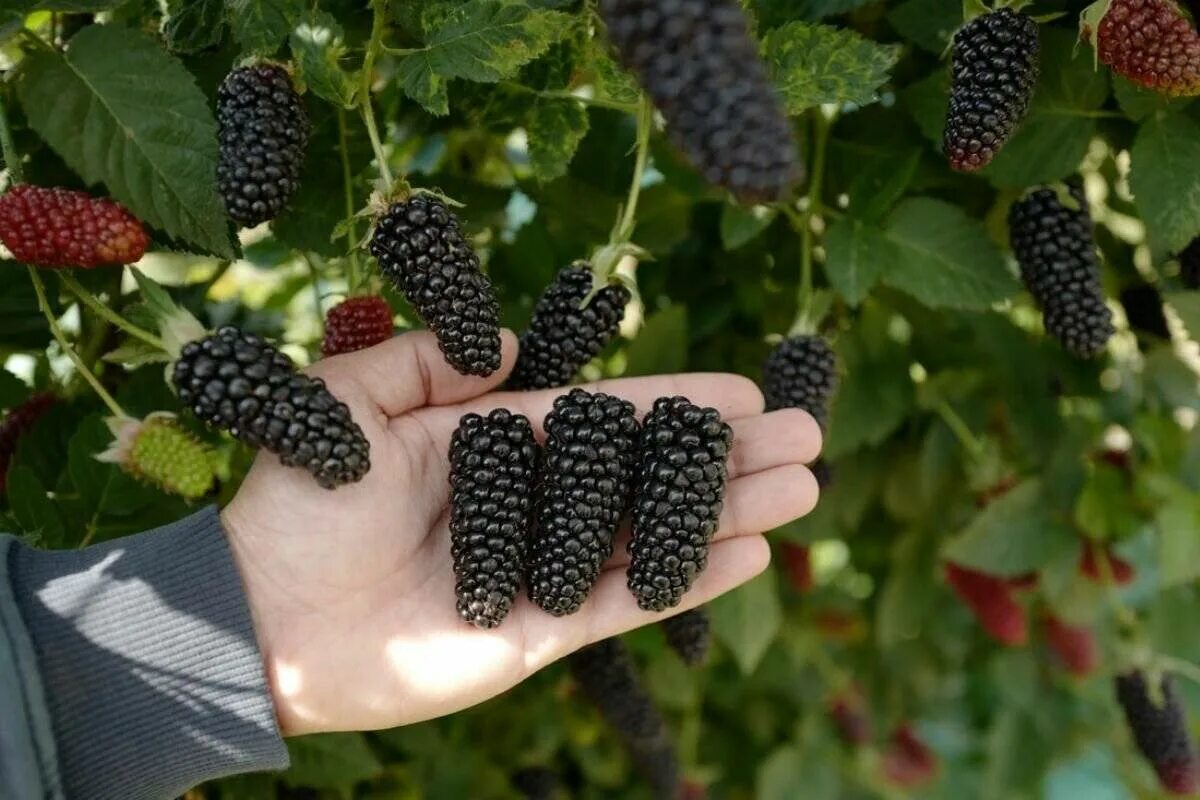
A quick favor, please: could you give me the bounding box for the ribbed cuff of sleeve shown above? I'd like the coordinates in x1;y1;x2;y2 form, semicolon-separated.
10;507;289;800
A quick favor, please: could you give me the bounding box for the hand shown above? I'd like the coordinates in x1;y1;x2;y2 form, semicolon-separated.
221;330;822;736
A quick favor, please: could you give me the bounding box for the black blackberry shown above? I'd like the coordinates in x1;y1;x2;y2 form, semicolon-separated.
1115;671;1200;795
1009;185;1115;358
1182;237;1200;290
216;64;309;228
943;8;1040;172
506;264;631;391
1120;283;1171;340
512;767;561;800
369;195;502;377
527;390;639;616
628;397;733;612
659;607;710;666
449;409;539;629
171;327;369;489
598;0;800;204
762;335;838;428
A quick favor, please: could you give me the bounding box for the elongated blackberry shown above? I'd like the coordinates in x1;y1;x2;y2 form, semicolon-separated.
1009;185;1114;358
0;185;149;268
369;195;502;376
0;393;54;495
1083;0;1200;97
628;397;733;612
598;0;799;204
1120;283;1170;340
762;335;838;428
216;64;309;228
1182;237;1200;290
527;390;639;616
506;264;631;391
659;607;710;666
1116;671;1200;795
171;326;369;489
449;409;539;629
943;8;1040;172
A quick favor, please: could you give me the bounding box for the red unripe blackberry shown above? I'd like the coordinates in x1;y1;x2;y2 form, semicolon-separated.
0;392;54;495
781;543;813;593
1009;185;1115;358
0;185;148;268
216;64;309;228
1182;237;1200;290
762;335;837;429
659;607;710;666
321;296;394;357
1116;671;1200;796
1080;540;1135;585
944;562;1028;646
882;724;938;789
527;390;639;616
1084;0;1200;96
506;264;631;391
449;409;539;629
597;0;800;204
828;686;873;746
943;9;1040;172
369;195;502;377
1043;614;1098;677
171;326;370;489
628;397;732;612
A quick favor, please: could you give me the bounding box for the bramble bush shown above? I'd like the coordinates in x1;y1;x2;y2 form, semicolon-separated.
1;0;1199;797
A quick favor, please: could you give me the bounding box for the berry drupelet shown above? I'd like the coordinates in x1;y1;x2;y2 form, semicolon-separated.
322;296;394;357
598;0;800;204
0;185;148;268
1084;0;1200;96
659;607;711;667
526;390;639;616
216;64;310;228
506;264;631;391
171;327;370;489
628;397;733;612
1115;671;1200;796
762;334;838;428
449;409;540;629
943;8;1040;172
369;195;502;377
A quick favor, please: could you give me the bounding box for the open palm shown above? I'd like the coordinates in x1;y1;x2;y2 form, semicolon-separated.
221;330;821;736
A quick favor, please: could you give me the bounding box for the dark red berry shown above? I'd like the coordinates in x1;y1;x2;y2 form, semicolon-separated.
0;185;148;268
1080;540;1135;585
0;393;54;494
322;296;394;357
944;562;1028;646
781;543;813;593
882;724;938;789
1044;613;1099;677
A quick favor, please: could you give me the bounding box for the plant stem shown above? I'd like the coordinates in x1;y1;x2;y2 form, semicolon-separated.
934;398;985;461
27;266;125;417
1159;655;1200;688
796;109;831;329
337;108;362;294
0;93;24;185
59;273;165;350
537;89;639;114
302;253;326;336
360;0;394;189
615;95;652;244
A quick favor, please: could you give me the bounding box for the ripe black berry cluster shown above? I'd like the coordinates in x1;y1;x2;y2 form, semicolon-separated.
526;390;640;616
943;8;1040;172
449;409;540;629
171;327;369;489
598;0;799;204
216;64;309;228
506;264;631;391
659;607;710;667
628;396;733;612
1115;671;1200;796
370;194;502;377
762;334;838;428
1009;185;1114;358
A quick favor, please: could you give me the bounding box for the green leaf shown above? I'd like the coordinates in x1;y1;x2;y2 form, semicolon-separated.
1112;75;1188;121
823;217;887;306
290;10;358;109
764;22;900;114
1156;483;1200;586
942;480;1079;577
284;733;382;789
68;415;158;517
0;370;28;409
0;267;49;348
825;308;914;457
17;25;233;257
708;568;782;675
624;306;687;376
163;0;225;53
879;198;1019;310
888;0;961;54
6;466;65;548
396;0;570;115
877;529;939;648
720;204;777;251
584;38;640;105
1167;290;1200;341
757;742;839;800
1130;113;1200;254
225;0;303;55
526;97;589;181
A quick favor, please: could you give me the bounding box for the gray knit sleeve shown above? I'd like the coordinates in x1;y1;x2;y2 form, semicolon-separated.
8;507;289;800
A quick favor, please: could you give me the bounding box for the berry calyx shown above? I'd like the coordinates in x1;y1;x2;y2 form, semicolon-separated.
0;185;148;268
322;296;394;357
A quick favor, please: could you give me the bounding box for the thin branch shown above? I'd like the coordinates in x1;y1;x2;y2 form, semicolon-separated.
59;273;165;350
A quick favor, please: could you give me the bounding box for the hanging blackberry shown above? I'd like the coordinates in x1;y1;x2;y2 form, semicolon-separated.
1182;237;1200;290
659;607;711;667
1009;185;1114;358
1120;283;1171;340
449;409;539;629
762;335;838;428
170;326;370;489
369;194;502;377
506;264;631;391
943;8;1040;172
597;0;800;204
216;64;310;228
1115;671;1200;796
527;390;639;616
628;397;733;612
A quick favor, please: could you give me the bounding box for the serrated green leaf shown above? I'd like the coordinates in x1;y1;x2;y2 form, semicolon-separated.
17;25;233;257
943;480;1079;576
584;39;640;105
68;415;158;516
225;0;302;55
1130;113;1200;254
6;466;65;548
396;0;570;115
290;10;357;109
823;217;887;305
764;22;900;114
709;568;782;675
284;733;382;789
720;204;777;251
624;305;687;376
1112;75;1188;121
163;0;225;53
526;97;588;181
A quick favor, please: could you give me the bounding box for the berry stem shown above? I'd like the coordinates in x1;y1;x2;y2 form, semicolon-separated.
791;108;832;335
360;0;394;190
615;95;653;245
933;398;986;461
301;253;325;337
1158;656;1200;689
337;107;362;294
27;266;125;418
58;273;166;351
0;93;24;185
